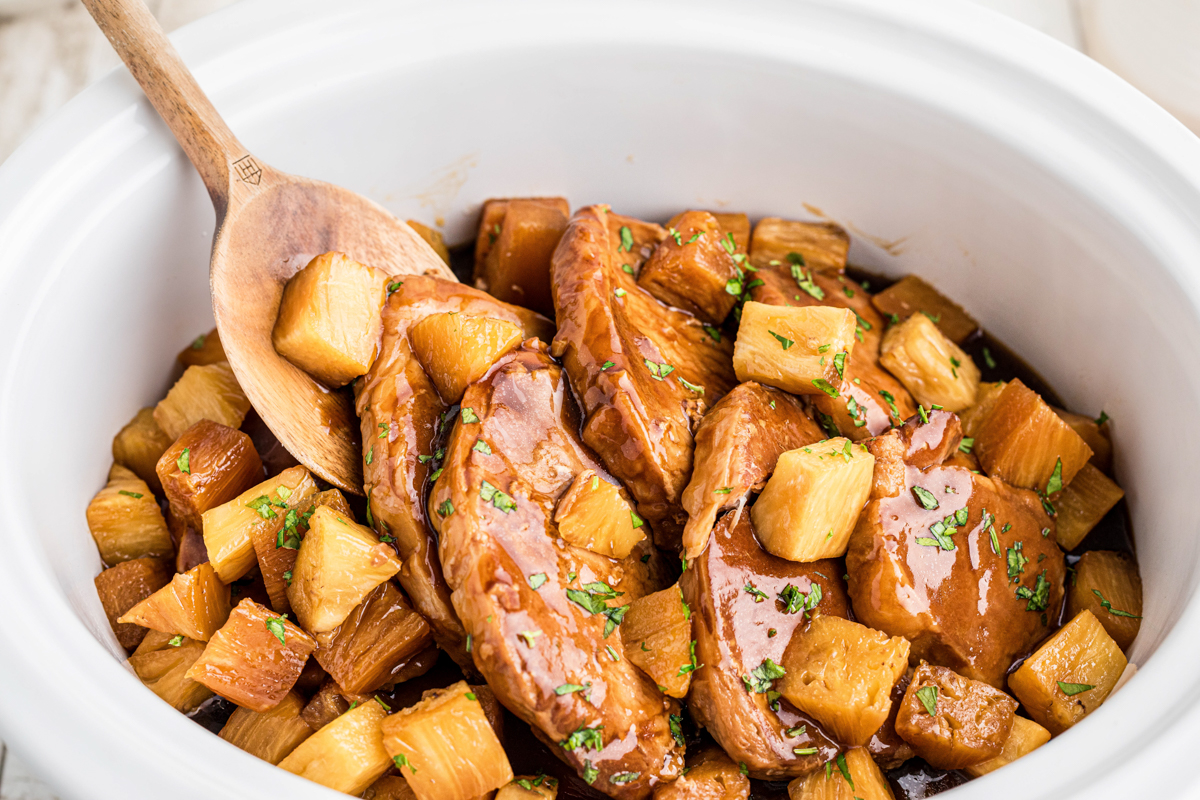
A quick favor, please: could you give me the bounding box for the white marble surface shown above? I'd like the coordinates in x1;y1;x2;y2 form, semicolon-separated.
0;0;1192;798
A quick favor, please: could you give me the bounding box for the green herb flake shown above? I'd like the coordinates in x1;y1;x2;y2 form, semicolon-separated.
836;753;855;790
1095;411;1110;426
582;760;599;785
678;376;705;394
622;264;634;274
555;682;589;696
811;378;839;398
461;407;480;424
619;226;634;252
1006;542;1028;583
1016;569;1051;612
1057;681;1095;696
742;658;786;694
602;360;615;370
265;617;287;645
916;685;938;716
167;635;183;647
190;333;206;350
118;490;144;499
1045;458;1065;495
1093;589;1143;618
669;714;685;746
176;448;191;474
631;511;645;529
703;325;722;342
769;330;794;350
479;480;516;513
606;645;621;661
959;437;975;454
392;754;416;774
912;486;940;510
436;499;454;517
529;573;548;590
983;347;997;369
614;288;627;298
610;773;640;785
794;747;818;756
744;583;769;602
472;439;492;455
518;630;542;647
833;352;846;379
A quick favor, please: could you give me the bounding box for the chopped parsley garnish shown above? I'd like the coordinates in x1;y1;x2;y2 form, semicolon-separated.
283;570;292;585
742;658;786;693
1057;681;1094;696
614;288;627;298
744;583;769;602
392;754;416;774
1093;589;1142;618
622;264;634;274
555;682;590;696
618;226;634;252
811;378;839;398
779;582;822;616
714;486;733;495
879;389;901;420
917;404;931;424
983;347;997;369
472;439;491;455
644;359;675;380
479;480;516;512
959;437;975;454
518;630;542;647
387;280;404;294
912;486;940;510
167;635;183;647
265;616;287;645
436;499;454;517
769;330;794;350
1045;458;1064;495
190;333;206;350
677;640;701;676
1095;411;1110;426
461;407;480;424
631;511;645;529
669;714;685;746
610;773;639;785
606;645;620;661
1006;542;1028;583
563;723;604;752
582;760;599;784
528;573;548;590
836;753;854;790
118;489;144;499
794;747;818;756
679;376;705;394
176;448;191;474
703;325;721;342
916;685;938;716
833;352;846;379
602;360;615;370
1016;569;1051;611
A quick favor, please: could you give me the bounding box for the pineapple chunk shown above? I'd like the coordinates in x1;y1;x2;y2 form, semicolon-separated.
778;615;911;746
474;197;570;318
253;488;353;614
186;598;317;712
278;700;393;795
733;302;857;396
974;379;1093;492
1053;463;1125;551
157;420;264;530
1008;609;1127;734
112;407;173;493
786;747;894;800
219;691;313;764
497;776;559;800
118;562;230;641
302;678;370;731
638;210;739;323
964;716;1052;778
870;275;979;344
958;381;1006;439
553;469;646;559
127;636;212;712
894;662;1017;769
750;439;875;562
272;251;390;387
655;745;747;800
86;467;173;565
748;218;850;273
201;465;319;584
287;505;404;633
878;313;980;413
1053;408;1113;473
407;220;451;265
381;680;513;800
315;582;434;694
670;211;751;253
621;584;694;698
178;327;227;367
409;313;524;404
94;557;172;650
1067;550;1142;651
154;361;251;441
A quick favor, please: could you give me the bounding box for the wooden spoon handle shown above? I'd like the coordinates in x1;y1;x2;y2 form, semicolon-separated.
81;0;244;214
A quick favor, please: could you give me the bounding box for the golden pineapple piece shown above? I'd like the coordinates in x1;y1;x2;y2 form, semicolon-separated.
748;218;851;273
473;197;570;318
553;469;646;559
278;699;393;795
1054;408;1113;473
894;663;1017;769
1008;609;1127;734
621;584;695;698
750;439;875;562
302;678;370;731
154;361;251;441
186;598;317;712
733;302;857;396
315;582;434;694
272;251;390;387
638;210;740;324
381;680;513;800
654;745;747;800
878;313;980;413
178;327;227;367
786;747;894;800
1053;463;1125;551
409;313;524;404
119;562;231;641
870;275;979;344
974;379;1093;493
112;407;173;493
94;557;172;650
219;691;314;764
778;615;911;746
201;465;319;584
127;636;212;712
287;505;404;633
1067;550;1142;651
963;716;1052;778
958;381;1006;439
157;420;264;530
86;467;173;565
253;488;354;614
407;220;451;265
498;776;559;800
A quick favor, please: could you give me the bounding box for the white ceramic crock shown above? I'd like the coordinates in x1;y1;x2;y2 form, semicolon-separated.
1;1;1199;798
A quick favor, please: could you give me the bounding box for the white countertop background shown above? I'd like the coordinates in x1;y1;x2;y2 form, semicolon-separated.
0;0;1195;797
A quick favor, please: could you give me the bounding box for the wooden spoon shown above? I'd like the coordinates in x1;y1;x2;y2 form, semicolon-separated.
82;0;455;494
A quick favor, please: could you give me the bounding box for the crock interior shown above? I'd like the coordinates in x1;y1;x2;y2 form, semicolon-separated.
2;1;1199;799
